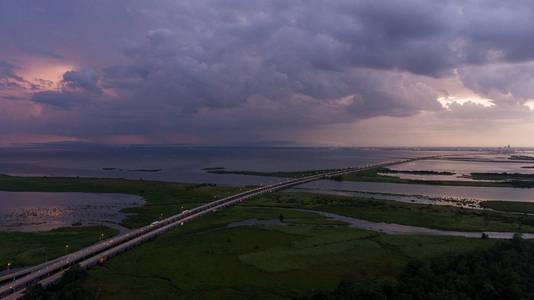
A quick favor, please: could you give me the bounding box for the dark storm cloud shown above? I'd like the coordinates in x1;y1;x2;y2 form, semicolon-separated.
31;91;85;109
459;1;534;64
90;0;453;119
62;69;101;93
30;69;103;109
0;60;27;89
454;63;534;117
3;0;534;143
23;47;64;60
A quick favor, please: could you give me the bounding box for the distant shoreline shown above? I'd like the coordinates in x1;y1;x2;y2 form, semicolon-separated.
102;168;162;172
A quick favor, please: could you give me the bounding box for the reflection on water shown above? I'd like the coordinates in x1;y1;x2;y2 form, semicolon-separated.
0;146;454;186
292;188;482;208
224;210;534;239
298;209;534;239
4;147;534;232
390;154;534;182
0;192;144;232
301;180;534;202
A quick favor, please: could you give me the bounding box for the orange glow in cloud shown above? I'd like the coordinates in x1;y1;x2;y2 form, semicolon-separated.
17;58;74;90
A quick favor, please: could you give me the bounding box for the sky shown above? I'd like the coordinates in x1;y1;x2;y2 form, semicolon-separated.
2;0;534;147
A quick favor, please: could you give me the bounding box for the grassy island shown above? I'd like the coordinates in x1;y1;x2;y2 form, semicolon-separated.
206;166;534;187
0;174;238;271
3;175;534;299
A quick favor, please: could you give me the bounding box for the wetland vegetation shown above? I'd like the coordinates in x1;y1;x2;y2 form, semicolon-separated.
378;168;455;175
510;155;534;161
0;174;238;271
3;173;534;299
469;172;534;181
205;166;534;187
205;168;341;178
299;235;534;300
54;205;498;299
0;174;238;229
0;226;117;270
244;193;534;233
481;201;534;214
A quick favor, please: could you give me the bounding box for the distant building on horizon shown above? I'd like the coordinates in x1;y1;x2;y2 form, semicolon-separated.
496;144;515;154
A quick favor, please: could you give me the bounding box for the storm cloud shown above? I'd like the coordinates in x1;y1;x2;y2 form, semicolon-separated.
2;0;534;145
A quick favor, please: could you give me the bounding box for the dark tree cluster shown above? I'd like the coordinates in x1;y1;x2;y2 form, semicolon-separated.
300;235;534;300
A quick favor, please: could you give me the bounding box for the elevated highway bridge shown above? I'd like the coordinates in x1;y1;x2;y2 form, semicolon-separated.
0;156;435;299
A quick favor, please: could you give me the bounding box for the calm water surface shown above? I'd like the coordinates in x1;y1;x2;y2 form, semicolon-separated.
390;153;534;181
302;209;534;239
0;191;143;232
0;146;439;231
301;180;534;202
0;146;450;186
224;210;534;239
3;146;534;232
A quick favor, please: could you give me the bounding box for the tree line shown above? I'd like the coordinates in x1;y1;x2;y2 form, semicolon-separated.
299;234;534;300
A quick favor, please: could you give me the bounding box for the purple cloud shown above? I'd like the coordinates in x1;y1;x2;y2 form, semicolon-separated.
2;0;534;145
